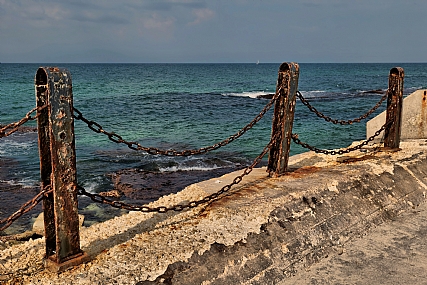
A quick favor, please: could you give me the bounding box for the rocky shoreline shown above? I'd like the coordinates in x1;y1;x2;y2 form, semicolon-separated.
0;158;41;237
1;159;243;237
107;166;242;200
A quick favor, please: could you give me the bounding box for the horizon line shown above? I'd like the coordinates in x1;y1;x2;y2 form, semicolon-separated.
1;61;426;64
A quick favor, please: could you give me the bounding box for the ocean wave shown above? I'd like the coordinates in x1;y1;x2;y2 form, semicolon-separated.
299;89;389;100
159;164;224;172
299;87;423;99
299;90;329;99
222;91;273;99
156;156;239;172
80;179;102;194
222;89;389;100
405;86;425;93
0;140;34;149
0;178;38;188
0;135;37;158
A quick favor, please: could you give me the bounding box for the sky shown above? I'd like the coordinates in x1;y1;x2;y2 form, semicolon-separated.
1;0;426;63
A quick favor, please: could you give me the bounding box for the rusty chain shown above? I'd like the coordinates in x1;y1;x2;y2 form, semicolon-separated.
72;92;279;156
0;186;52;232
0;105;48;138
77;132;277;213
0;105;50;233
291;119;393;155
0;87;393;231
296;90;388;125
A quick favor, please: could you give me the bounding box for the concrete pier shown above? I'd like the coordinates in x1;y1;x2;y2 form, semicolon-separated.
367;89;427;140
280;195;427;284
1;140;427;284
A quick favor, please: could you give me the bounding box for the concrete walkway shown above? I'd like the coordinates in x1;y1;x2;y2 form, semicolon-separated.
1;140;427;284
280;197;427;285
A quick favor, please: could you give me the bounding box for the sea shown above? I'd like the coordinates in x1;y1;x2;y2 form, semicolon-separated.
1;63;426;233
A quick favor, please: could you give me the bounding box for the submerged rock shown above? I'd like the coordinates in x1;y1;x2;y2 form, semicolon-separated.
360;89;386;94
256;93;275;99
109;166;241;201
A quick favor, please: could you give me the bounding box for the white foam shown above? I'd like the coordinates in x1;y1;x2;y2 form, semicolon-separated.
0;178;37;189
222;91;272;99
300;90;328;98
17;178;38;188
82;180;101;194
0;140;33;149
159;165;222;172
0;140;35;157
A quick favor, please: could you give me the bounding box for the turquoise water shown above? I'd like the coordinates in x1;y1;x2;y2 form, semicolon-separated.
1;63;426;194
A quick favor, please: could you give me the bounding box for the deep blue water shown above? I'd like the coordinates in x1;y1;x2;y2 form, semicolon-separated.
1;63;426;195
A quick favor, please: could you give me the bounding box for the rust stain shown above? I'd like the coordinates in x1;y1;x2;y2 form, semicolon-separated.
237;186;263;196
337;155;377;164
286;166;321;178
203;184;266;210
56;109;66;119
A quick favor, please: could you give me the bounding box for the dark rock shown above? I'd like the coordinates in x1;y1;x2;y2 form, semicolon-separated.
360;89;386;94
256;93;275;99
110;166;241;201
0;125;37;133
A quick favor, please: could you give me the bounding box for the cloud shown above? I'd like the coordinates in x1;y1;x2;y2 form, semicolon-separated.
141;13;175;31
188;8;215;25
1;0;427;63
142;0;207;11
70;11;129;25
0;0;130;25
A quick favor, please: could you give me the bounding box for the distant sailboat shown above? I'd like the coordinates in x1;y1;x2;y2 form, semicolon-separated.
256;60;259;65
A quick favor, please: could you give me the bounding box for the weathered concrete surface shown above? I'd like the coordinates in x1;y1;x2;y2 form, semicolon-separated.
367;89;427;140
1;140;427;284
279;196;427;285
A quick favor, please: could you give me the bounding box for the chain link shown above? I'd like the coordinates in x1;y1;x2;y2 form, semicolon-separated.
77;133;277;213
0;186;52;232
73;93;279;156
0;105;50;232
296;91;388;125
0;105;48;138
0;88;393;231
291;119;393;155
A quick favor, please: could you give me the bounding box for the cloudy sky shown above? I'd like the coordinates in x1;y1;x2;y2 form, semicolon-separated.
1;0;426;63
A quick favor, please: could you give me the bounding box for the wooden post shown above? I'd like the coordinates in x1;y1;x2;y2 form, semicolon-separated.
35;67;89;272
268;62;299;177
384;67;404;149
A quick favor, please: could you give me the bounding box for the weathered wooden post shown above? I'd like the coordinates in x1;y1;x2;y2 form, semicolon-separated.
384;67;404;149
268;62;299;177
35;67;89;272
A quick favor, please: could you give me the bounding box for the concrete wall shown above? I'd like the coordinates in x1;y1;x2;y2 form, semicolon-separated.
367;89;427;141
